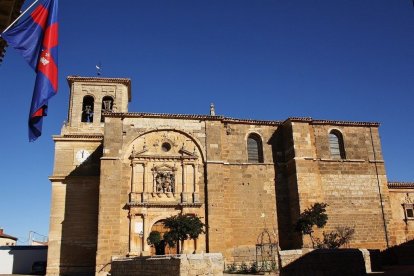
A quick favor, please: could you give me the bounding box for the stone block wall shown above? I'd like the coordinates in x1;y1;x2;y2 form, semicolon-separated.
95;118;126;275
47;138;102;276
387;185;414;245
314;125;392;249
111;253;224;276
285;119;392;249
205;121;279;262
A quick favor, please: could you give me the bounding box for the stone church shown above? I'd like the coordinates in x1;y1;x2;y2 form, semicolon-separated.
47;76;414;275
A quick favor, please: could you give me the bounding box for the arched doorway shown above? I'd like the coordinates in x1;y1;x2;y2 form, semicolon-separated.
150;220;178;256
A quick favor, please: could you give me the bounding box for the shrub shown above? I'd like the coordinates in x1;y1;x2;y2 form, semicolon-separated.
225;263;237;273
318;226;355;249
240;262;249;273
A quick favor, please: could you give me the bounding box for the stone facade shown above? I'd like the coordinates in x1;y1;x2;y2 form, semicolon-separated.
46;76;413;276
387;182;414;245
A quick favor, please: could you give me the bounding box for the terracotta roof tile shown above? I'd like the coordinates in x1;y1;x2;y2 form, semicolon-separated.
104;112;380;127
311;119;380;127
104;112;282;126
0;232;17;241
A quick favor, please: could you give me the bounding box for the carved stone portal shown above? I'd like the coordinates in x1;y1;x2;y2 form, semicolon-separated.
155;172;175;193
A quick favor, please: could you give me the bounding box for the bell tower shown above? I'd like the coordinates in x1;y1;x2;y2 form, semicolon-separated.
47;76;131;276
64;76;131;134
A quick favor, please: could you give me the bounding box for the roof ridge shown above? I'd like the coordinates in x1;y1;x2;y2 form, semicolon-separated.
103;112;380;126
388;181;414;189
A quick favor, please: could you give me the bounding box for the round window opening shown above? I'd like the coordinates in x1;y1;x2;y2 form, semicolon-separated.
161;142;172;152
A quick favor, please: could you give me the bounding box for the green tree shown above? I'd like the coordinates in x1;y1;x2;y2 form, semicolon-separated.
294;202;328;248
147;230;162;247
147;231;166;255
163;213;205;253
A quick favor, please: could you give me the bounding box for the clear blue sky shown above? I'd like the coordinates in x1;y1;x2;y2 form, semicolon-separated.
0;0;413;244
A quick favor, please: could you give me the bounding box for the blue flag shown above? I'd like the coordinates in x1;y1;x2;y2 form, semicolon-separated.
2;0;58;141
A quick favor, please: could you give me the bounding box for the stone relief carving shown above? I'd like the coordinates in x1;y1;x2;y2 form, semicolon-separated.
155;171;175;193
404;193;414;204
153;134;178;150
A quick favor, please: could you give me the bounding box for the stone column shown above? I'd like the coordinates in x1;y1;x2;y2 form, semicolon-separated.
193;163;199;203
93;98;100;126
128;213;139;255
153;170;157;193
142;214;150;256
181;161;187;203
142;163;147;202
130;163;135;202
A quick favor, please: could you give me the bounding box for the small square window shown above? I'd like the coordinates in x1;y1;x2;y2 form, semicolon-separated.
403;203;414;220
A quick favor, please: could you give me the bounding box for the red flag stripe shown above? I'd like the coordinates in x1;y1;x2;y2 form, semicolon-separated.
43;23;58;49
30;4;49;30
32;107;45;118
37;52;58;91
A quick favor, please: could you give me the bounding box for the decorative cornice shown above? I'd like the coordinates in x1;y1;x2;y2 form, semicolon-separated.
127;202;202;208
105;112;282;126
131;155;198;161
286;117;379;127
67;76;131;85
67;76;132;101
312;119;380;127
222;117;282;125
49;175;66;181
104;113;380;127
388;182;414;189
53;134;103;141
286;117;313;123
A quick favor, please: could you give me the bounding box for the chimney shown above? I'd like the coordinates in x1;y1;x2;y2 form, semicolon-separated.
0;228;3;235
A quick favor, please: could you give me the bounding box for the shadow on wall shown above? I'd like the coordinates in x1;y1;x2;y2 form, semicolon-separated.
59;145;102;276
280;249;366;276
2;246;47;274
382;239;414;265
268;126;302;250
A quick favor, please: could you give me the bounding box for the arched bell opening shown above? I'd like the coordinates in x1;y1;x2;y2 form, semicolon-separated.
81;95;94;123
101;96;114;122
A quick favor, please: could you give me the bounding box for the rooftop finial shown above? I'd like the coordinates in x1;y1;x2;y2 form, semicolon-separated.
210;103;215;116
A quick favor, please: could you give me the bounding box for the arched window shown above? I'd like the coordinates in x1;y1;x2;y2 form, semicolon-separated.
329;130;346;159
247;133;264;163
81;96;94;123
101;96;114;122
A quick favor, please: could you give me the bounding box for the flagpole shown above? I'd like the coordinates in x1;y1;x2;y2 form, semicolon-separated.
0;0;39;36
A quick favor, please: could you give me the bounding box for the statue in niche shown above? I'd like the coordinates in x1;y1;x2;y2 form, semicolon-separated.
155;172;175;193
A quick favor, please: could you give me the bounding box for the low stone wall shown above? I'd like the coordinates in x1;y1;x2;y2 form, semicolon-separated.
111;253;224;276
279;249;373;276
228;245;256;264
